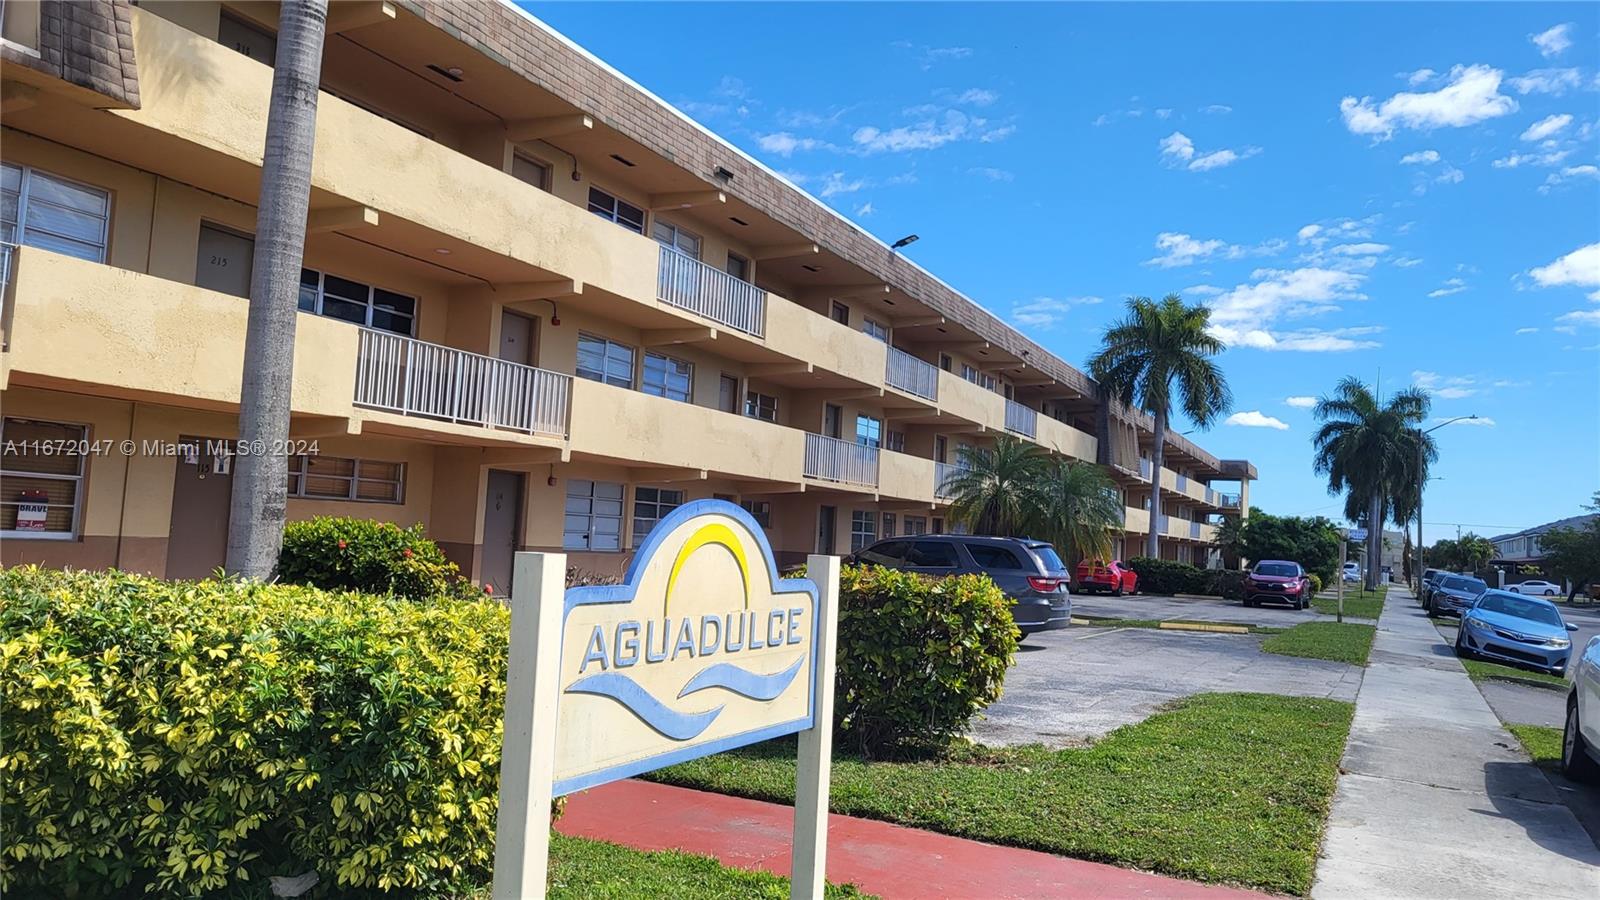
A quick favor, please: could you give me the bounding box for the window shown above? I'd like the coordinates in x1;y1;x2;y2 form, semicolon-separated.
931;517;944;534
850;509;877;551
564;479;623;550
881;512;897;538
725;252;750;281
884;430;906;453
1;163;110;263
632;486;684;542
823;404;843;439
830;301;850;325
961;364;996;391
855;415;882;449
745;390;778;423
907;540;958;567
576;333;635;388
904;516;927;536
642;352;692;402
652;220;701;259
740;499;771;528
817;505;837;553
287;454;405;503
218;12;276;62
966;544;1025;569
858;540;910;565
934;435;948;464
1;418;86;538
297;268;416;336
2;0;41;50
938;353;953;372
862;318;889;342
718;374;740;413
511;152;552;191
588;187;645;234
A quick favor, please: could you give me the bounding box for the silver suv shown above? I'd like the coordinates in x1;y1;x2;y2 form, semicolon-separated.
850;535;1072;636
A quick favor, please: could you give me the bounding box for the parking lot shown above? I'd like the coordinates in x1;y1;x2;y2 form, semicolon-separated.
1070;591;1344;626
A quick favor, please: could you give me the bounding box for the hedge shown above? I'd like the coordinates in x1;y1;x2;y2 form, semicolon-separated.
277;517;483;601
1;566;510;896
1126;558;1246;600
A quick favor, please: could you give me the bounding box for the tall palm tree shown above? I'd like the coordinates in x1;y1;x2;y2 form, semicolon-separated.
1088;294;1232;558
944;436;1048;536
1027;459;1124;566
1212;513;1247;569
1311;377;1436;591
226;0;329;578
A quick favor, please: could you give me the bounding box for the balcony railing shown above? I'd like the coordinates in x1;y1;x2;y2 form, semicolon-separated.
1205;486;1219;506
354;329;571;437
1190;520;1201;539
803;433;879;488
656;245;767;337
934;461;968;499
1219;492;1242;508
0;242;13;321
1138;458;1153;480
886;346;939;401
1004;400;1037;438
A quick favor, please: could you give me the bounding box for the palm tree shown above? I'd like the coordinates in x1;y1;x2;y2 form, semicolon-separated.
1311;377;1436;591
1026;459;1124;566
1212;514;1247;569
944;436;1048;536
226;0;330;578
1088;294;1232;558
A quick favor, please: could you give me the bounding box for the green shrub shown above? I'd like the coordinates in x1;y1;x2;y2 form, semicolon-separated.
0;565;511;896
834;565;1018;757
1307;573;1324;596
1201;569;1248;600
278;516;482;601
1126;557;1206;595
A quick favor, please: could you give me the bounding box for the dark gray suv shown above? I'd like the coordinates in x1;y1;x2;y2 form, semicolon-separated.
849;535;1072;636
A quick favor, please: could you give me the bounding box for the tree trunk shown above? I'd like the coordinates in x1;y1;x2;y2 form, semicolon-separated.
1364;493;1382;591
1147;408;1166;558
225;0;329;578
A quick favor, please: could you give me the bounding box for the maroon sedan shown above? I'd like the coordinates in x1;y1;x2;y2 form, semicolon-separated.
1244;560;1313;610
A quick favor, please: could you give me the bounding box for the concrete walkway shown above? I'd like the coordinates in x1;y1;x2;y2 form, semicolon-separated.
1312;586;1600;898
559;779;1268;899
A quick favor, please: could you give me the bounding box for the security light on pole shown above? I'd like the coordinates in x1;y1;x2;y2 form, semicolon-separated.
1416;414;1477;589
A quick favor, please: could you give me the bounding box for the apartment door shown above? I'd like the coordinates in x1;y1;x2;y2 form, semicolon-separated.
817;505;837;555
195;224;254;298
480;470;524;596
498;310;537;366
823;403;843;439
166;438;233;579
934;435;948;464
718;374;739;413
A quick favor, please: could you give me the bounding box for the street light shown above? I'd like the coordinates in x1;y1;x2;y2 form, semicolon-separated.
1415;415;1477;588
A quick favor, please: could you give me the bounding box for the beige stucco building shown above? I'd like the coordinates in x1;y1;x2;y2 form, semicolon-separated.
0;0;1254;591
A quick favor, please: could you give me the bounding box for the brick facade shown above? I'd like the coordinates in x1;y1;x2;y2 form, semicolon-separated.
2;0;140;108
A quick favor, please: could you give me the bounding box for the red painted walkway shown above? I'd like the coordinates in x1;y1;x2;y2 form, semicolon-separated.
557;780;1270;899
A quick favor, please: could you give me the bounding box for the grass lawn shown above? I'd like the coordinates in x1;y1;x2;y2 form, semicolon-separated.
537;835;868;898
1506;724;1564;771
1460;658;1571;690
1310;593;1385;620
648;693;1353;896
1261;621;1377;665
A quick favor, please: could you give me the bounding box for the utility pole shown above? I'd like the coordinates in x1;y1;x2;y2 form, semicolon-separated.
1415;415;1478;591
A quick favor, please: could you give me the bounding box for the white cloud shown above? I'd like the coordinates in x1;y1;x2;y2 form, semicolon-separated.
969;166;1014;182
953;88;998;106
1541;164;1600;194
1010;296;1102;330
1413;370;1478;398
1159;131;1260;171
979;124;1016;143
1400;149;1441;164
1226;411;1290;430
1529;243;1600;298
1521;113;1573;141
1493;379;1532;388
1201;104;1233;115
1557;308;1600;327
1214;326;1385;352
853;110;974;153
1182;284;1223;298
757;132;829;156
1514;327;1539;334
853;201;875;217
1296;216;1380;249
1393;256;1425;268
1204;266;1379;352
1339;64;1516;139
818;172;868;197
1427;277;1468;298
1531;23;1573;59
1285;396;1317;408
1155;108;1173;119
1493;148;1572;168
1435;165;1465;185
1405;68;1438;87
1330;242;1392;256
1297;224;1322;243
1144;232;1285;268
1507;67;1583;95
1432;416;1496;427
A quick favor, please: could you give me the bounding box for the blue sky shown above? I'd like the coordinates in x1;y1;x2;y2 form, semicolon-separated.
527;2;1599;543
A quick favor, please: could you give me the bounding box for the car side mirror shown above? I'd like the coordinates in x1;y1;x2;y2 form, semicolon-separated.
1567;623;1580;633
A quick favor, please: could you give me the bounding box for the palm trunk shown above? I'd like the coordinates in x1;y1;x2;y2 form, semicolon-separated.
1364;493;1382;591
225;0;329;578
1147;408;1166;558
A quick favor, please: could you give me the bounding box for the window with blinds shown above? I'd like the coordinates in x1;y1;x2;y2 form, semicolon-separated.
1;418;87;538
1;163;110;263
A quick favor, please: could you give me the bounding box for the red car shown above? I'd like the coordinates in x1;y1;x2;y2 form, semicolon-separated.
1244;560;1313;609
1075;559;1138;596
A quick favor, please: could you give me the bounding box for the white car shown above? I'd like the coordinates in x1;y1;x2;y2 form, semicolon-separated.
1510;580;1561;596
1342;562;1360;583
1563;635;1600;781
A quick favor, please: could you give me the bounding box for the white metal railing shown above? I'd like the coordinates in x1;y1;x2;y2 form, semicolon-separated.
886;346;939;401
354;329;571;437
934;461;968;499
1205;487;1219;506
1220;492;1241;508
803;433;879;488
1138;458;1152;479
1004;400;1037;438
1;242;14;289
656;245;767;337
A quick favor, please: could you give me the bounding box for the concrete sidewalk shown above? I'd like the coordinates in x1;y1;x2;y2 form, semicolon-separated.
1312;586;1600;898
559;779;1269;899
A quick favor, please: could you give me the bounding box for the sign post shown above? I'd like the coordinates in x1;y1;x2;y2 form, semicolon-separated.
1342;527;1368;624
491;501;837;899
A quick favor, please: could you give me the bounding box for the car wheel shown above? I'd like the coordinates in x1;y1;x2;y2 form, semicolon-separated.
1562;700;1599;782
1113;583;1124;597
1509;586;1520;593
1545;590;1557;597
1454;628;1471;659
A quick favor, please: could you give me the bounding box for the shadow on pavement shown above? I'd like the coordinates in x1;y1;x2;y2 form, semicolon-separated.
1480;760;1600;862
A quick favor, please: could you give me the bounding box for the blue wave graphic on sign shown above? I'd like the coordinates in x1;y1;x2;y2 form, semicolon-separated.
566;655;805;741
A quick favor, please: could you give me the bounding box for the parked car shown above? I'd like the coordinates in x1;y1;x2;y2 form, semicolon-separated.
1427;574;1490;617
1509;580;1562;597
1244;560;1313;609
1455;590;1578;677
1563;634;1600;782
1419;570;1451;607
850;535;1072;636
1341;562;1360;584
1074;559;1138;596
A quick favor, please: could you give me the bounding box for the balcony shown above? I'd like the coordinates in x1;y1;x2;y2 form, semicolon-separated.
1005;400;1038;438
804;433;879;489
353;330;571;437
1219;492;1242;508
878;449;937;504
1139;458;1153;480
885;346;939;401
656;245;766;338
1036;415;1097;462
934;461;968;499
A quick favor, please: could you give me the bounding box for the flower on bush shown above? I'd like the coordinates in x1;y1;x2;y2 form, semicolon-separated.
278;517;482;601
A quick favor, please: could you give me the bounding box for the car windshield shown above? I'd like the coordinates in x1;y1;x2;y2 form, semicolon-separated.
1442;576;1487;593
1476;594;1563;626
1254;563;1298;577
1030;544;1066;572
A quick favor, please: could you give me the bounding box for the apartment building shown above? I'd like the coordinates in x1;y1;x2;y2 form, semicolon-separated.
0;0;1253;592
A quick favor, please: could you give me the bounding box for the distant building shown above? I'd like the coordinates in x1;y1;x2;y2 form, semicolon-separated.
1491;514;1599;562
1381;529;1405;577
